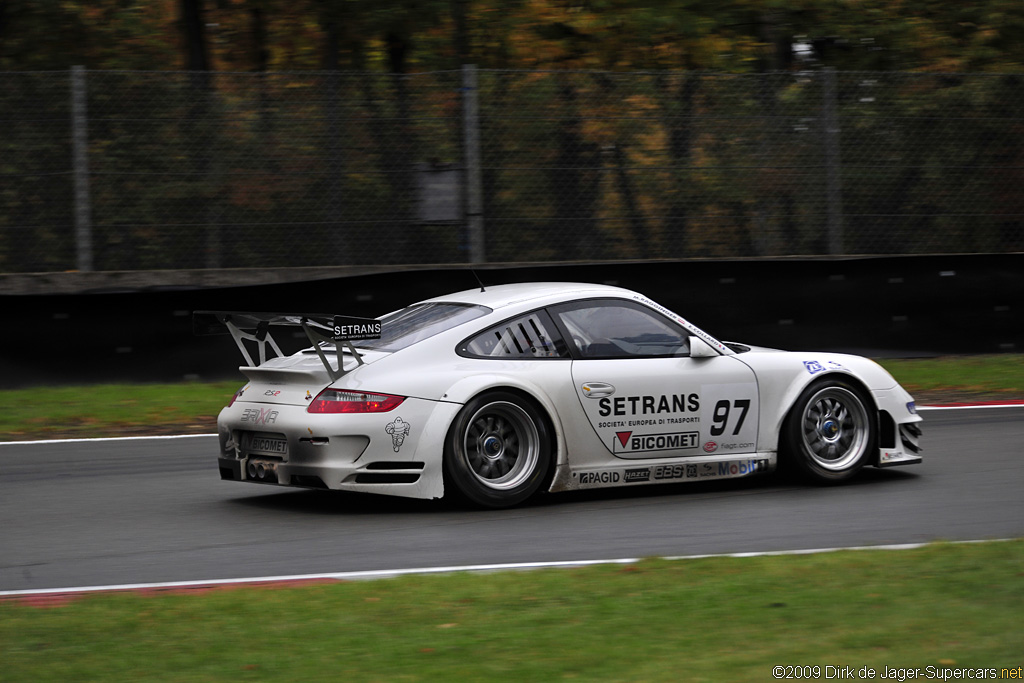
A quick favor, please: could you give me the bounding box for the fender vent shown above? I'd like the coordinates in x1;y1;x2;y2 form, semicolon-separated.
878;411;897;449
355;473;420;484
900;423;923;454
364;461;425;470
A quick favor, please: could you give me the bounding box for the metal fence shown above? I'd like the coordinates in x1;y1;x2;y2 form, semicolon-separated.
2;67;1022;273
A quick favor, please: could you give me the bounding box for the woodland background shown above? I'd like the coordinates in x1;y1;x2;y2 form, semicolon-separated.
2;1;1024;272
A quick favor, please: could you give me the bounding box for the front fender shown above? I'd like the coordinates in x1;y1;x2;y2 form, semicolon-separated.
736;353;899;451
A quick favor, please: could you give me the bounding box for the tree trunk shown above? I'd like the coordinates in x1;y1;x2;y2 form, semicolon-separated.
658;72;700;257
553;76;599;260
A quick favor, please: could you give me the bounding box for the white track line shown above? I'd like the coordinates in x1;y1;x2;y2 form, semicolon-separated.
917;404;1024;411
0;539;1013;598
0;433;215;446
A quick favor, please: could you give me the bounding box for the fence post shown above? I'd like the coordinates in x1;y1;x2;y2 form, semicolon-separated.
71;65;93;271
462;64;485;263
822;67;844;255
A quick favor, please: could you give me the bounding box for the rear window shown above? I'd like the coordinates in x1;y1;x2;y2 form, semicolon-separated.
355;303;491;352
460;310;569;359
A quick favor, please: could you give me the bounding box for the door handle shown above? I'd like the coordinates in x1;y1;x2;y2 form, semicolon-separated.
581;382;615;398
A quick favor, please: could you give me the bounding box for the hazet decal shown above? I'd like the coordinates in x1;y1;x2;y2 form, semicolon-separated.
624;468;650;483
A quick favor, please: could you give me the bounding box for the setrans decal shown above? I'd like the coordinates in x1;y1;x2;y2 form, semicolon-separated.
575;459;770;488
333;316;382;341
597;393;700;417
587;383;757;459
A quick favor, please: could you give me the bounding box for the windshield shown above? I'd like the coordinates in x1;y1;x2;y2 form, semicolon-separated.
355;302;491;352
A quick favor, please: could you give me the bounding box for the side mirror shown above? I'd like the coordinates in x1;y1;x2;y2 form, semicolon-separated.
689;336;719;358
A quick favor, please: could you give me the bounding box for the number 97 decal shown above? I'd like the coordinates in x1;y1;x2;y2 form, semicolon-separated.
709;399;751;437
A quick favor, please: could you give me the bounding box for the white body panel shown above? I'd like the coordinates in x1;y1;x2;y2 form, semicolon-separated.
206;282;922;502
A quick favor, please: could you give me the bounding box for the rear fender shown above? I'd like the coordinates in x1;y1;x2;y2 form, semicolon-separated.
440;374;568;472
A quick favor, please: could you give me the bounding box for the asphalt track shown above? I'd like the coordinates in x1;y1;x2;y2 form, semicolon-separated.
1;407;1021;593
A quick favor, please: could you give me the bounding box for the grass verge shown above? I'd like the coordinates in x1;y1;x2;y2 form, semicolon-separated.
0;355;1020;441
2;541;1021;681
0;381;240;441
876;354;1024;402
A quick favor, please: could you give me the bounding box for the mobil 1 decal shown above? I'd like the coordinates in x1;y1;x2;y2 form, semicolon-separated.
699;383;758;453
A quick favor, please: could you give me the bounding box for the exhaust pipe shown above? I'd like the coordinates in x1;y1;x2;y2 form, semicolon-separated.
246;460;277;482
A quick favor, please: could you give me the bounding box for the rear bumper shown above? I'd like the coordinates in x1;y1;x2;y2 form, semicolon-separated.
218;456;428;488
215;397;461;500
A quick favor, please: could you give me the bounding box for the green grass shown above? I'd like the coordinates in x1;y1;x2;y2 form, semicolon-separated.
0;355;1021;441
0;381;241;440
875;354;1024;399
1;541;1021;681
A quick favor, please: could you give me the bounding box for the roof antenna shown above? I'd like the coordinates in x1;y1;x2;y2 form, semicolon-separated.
471;269;486;292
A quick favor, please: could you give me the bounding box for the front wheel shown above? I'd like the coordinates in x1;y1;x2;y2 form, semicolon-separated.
782;379;876;483
443;391;552;508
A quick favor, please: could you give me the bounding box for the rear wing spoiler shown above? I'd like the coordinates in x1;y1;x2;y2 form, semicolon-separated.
193;311;381;381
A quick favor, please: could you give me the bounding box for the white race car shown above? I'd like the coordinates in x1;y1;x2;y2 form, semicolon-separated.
195;282;922;508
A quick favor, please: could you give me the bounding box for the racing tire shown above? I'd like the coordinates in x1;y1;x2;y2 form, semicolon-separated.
782;378;876;484
443;391;553;508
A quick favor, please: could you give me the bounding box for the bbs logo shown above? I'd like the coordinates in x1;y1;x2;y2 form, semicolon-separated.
652;464;688;481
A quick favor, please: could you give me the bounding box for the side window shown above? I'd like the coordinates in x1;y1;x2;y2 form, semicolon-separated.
551;300;690;358
460;310;569;359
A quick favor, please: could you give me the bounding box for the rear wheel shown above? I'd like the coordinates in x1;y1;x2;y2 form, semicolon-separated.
443;391;552;508
783;379;876;483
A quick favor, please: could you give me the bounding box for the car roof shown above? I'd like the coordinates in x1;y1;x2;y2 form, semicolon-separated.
418;282;636;310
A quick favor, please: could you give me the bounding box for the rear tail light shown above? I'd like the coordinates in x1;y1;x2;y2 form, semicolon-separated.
307;389;405;414
227;385;247;408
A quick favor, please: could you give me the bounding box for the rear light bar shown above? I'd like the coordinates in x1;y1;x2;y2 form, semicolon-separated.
227;385;247;408
307;389;405;414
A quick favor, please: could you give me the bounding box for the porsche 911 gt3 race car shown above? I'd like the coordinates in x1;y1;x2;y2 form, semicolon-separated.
194;282;922;508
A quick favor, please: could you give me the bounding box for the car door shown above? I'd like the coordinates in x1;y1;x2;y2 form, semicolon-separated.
550;299;759;459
